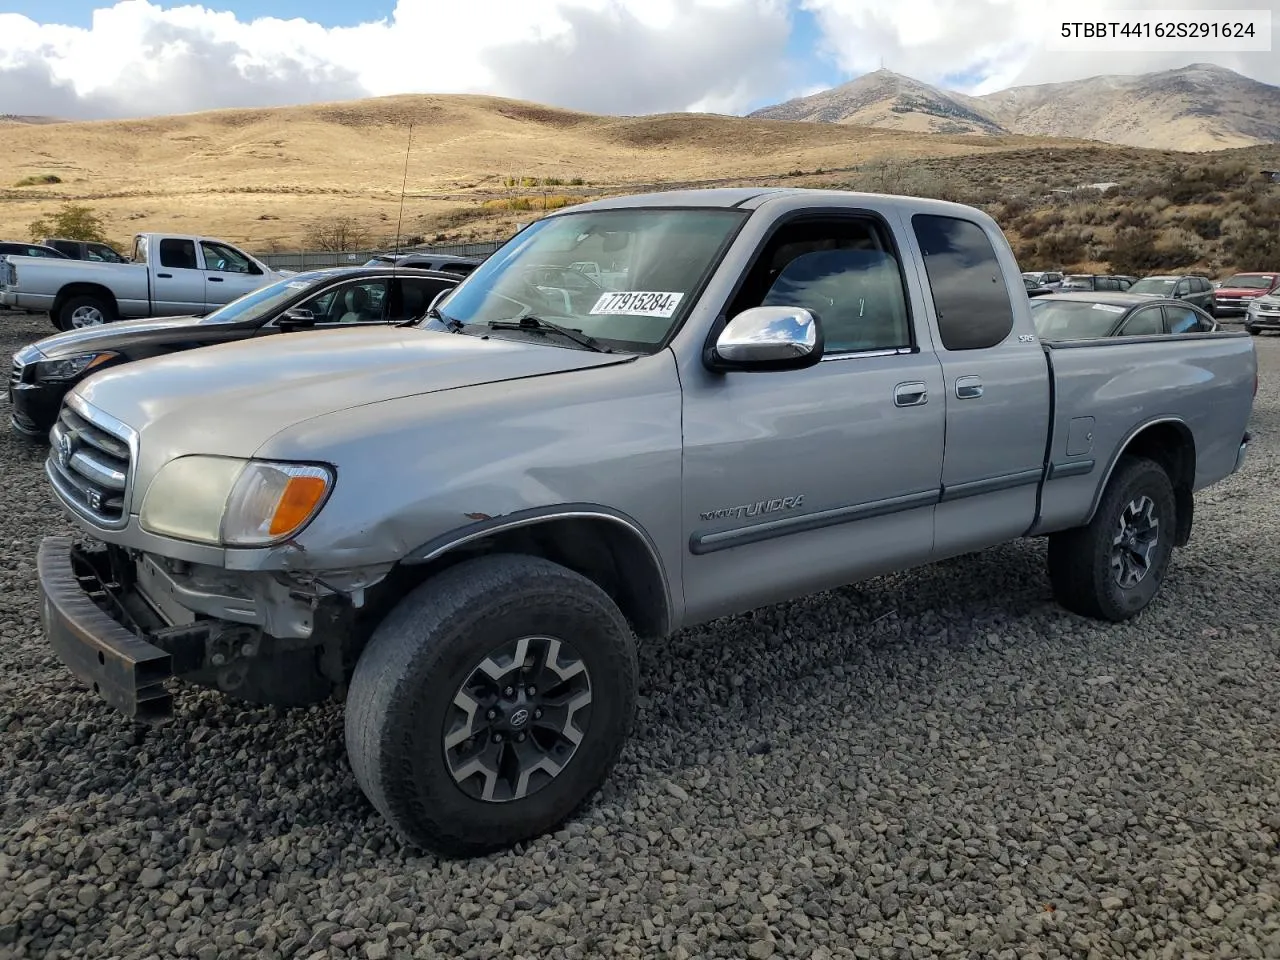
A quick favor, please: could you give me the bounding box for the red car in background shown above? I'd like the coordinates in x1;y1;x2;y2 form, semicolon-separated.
1213;272;1280;317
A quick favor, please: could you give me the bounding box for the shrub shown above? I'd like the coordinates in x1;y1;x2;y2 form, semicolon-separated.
302;215;371;251
14;174;61;187
27;202;108;243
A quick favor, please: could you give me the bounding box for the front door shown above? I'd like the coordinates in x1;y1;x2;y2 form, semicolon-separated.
680;212;946;624
903;212;1051;558
199;240;267;308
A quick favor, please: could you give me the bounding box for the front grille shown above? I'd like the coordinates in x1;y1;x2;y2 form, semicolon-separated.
47;399;135;527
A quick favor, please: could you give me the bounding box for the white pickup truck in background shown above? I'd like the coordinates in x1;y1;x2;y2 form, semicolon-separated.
0;232;286;330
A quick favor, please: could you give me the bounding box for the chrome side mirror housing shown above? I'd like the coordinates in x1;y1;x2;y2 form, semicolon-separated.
706;306;824;372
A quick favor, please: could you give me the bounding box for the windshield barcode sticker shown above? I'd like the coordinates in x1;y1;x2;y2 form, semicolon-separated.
589;291;684;318
1091;303;1126;313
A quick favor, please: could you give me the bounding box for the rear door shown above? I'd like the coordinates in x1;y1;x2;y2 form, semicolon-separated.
906;212;1051;557
199;240;267;308
152;238;206;315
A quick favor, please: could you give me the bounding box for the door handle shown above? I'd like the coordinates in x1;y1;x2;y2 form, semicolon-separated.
156;273;172;278
208;276;224;282
894;381;928;407
955;376;984;400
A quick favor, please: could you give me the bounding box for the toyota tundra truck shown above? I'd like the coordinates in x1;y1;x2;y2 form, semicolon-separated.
34;188;1257;856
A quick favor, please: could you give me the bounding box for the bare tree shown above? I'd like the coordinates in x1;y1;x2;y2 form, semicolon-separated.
303;216;372;252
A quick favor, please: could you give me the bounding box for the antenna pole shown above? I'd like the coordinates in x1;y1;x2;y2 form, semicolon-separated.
392;121;413;275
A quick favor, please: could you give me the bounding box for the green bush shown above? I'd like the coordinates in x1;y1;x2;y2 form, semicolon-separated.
14;174;61;187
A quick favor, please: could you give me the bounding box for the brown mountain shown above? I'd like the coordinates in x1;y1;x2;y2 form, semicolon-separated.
750;63;1280;151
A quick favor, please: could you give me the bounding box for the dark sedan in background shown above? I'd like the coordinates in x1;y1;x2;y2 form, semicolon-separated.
1058;274;1138;292
1030;292;1218;341
7;265;459;438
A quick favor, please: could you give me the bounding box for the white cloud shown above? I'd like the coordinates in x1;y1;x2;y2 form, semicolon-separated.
0;0;793;119
0;0;1276;120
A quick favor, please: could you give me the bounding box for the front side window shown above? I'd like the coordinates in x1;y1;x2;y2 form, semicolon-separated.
201;241;253;274
912;214;1015;351
727;216;911;353
301;279;388;323
1174;279;1190;297
437;208;746;352
159;238;198;270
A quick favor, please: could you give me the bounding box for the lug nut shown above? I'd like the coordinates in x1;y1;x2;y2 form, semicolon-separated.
492;733;502;743
516;733;526;743
486;709;497;721
526;685;536;696
503;686;514;697
210;653;226;666
534;708;543;720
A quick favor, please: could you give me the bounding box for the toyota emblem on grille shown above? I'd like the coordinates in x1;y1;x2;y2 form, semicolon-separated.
58;429;75;468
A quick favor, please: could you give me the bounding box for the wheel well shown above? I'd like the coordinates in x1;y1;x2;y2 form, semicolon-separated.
1109;420;1197;546
53;283;118;318
384;517;671;641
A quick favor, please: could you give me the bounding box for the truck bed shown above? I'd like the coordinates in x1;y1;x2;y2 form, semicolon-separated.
1033;330;1256;535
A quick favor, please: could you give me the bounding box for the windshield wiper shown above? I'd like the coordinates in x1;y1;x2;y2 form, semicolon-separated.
485;315;610;353
402;304;463;331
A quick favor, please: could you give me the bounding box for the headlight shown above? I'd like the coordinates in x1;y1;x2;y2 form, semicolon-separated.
35;352;118;382
140;456;334;546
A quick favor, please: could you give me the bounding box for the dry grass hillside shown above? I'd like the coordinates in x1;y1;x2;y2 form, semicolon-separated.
1;92;1119;253
2;91;1278;276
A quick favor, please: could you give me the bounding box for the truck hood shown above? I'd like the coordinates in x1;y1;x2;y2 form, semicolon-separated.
1217;286;1274;297
73;326;632;468
33;314;210;358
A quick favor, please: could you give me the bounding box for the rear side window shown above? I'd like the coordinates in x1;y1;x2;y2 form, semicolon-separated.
159;239;198;270
1120;306;1165;336
911;214;1015;351
1165;305;1211;333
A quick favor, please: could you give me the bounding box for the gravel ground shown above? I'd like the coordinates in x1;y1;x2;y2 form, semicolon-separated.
1;309;1278;960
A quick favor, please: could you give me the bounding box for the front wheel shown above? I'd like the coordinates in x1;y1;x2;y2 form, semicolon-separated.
344;553;639;857
1246;325;1259;335
1047;456;1177;622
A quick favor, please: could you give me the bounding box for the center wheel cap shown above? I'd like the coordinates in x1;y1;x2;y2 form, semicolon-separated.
509;708;530;728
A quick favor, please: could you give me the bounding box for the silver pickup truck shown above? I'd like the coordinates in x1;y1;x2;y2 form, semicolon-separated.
35;188;1256;856
0;232;285;331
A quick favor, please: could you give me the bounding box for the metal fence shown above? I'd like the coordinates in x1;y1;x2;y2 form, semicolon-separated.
258;238;509;271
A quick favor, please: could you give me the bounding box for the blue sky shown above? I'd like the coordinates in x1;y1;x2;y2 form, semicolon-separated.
4;0;398;27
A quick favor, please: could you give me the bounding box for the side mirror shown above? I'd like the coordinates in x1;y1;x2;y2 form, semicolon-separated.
706;306;824;372
277;307;316;330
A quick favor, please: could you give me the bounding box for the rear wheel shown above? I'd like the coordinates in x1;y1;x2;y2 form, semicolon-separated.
1246;325;1260;335
1047;456;1177;622
344;553;638;857
57;294;115;331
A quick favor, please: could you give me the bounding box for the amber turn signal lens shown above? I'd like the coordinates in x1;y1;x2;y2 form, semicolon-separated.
268;475;330;536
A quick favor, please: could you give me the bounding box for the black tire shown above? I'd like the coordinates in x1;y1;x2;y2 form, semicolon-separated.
1246;326;1260;335
56;294;116;331
1047;456;1177;622
344;553;638;857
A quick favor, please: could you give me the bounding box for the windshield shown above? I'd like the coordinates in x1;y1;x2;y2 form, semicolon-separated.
1128;277;1177;295
1222;274;1275;289
1029;299;1126;340
196;272;329;324
435;207;747;351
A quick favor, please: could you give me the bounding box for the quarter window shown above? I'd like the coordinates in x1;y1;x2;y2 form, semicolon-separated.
911;214;1015;351
727;216;913;354
1165;305;1211;333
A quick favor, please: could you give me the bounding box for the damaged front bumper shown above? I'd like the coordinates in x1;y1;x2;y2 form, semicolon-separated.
37;536;176;718
37;536;394;718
